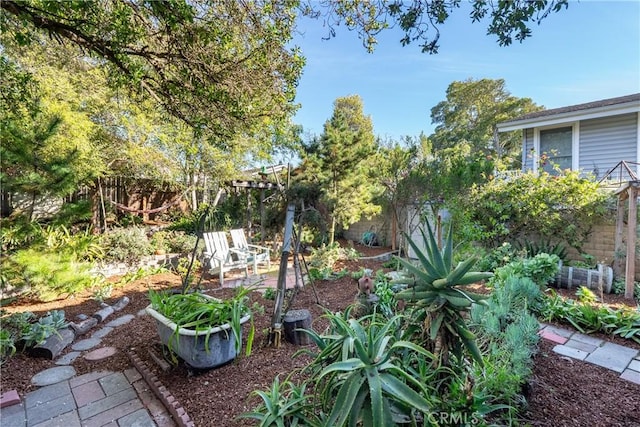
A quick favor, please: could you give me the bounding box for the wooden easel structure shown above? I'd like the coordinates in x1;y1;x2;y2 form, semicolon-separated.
599;161;639;300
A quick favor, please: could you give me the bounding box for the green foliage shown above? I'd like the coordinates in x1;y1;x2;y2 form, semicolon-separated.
148;287;254;360
0;217;44;253
1;310;68;357
0;328;16;363
452;170;612;252
372;270;397;318
430;78;543;168
21;310;67;347
392;222;492;368
300;95;381;244
575;286;597;304
611;279;640;300
101;227;153;264
309;1;569;53
475;242;524;272
240;376;322;427
3;248;101;301
176;257;202;292
308;243;342;271
262;288;276;301
515;239;568;263
91;283;113;303
470;275;542;416
297;312;437;426
2;1;304;147
491;253;560;288
539;290;640;343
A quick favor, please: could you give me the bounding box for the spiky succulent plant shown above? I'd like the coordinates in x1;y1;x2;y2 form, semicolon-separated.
392;222;492;367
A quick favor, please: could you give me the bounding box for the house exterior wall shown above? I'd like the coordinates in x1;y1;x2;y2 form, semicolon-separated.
579;113;638;179
523;128;534;170
521;112;639;177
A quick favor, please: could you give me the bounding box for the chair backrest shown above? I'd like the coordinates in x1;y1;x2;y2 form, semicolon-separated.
229;228;249;251
203;231;231;261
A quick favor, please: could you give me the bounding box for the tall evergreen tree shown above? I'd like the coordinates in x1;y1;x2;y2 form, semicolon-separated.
302;95;380;244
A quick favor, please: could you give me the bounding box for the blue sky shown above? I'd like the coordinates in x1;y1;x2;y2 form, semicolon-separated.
291;0;640;141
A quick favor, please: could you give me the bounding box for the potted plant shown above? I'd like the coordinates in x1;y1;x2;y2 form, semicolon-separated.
146;287;254;369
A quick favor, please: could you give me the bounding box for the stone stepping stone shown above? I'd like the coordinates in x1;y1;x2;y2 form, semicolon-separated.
104;314;135;328
72;337;101;351
31;366;76;386
55;351;81;366
585;342;639;373
84;346;117;361
92;327;114;339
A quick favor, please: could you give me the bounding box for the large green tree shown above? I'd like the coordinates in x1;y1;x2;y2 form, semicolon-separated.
1;0;305;145
302;95;380;244
429;78;543;168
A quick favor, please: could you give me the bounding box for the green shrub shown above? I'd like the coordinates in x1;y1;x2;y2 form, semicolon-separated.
3;249;102;301
471;275;542;417
539;290;640;343
101;227;153;264
492;253;559;288
164;231;197;254
452;170;612;252
611;279;640;300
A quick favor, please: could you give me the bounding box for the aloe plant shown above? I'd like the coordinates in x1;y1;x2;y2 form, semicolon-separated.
392;222;492;368
240;376;322;427
298;311;440;426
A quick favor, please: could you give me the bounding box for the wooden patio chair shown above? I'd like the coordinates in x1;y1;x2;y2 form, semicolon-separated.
202;231;249;285
229;228;271;274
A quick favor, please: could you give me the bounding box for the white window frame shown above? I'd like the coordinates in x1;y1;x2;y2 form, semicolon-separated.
532;122;579;174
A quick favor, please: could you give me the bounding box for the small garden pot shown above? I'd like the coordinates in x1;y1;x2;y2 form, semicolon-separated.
146;295;250;369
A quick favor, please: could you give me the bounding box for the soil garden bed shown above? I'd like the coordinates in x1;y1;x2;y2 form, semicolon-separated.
1;242;639;426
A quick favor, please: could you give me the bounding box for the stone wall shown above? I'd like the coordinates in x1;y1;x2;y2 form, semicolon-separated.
91;254;182;278
342;217;390;247
346;214;639;281
565;223;640;281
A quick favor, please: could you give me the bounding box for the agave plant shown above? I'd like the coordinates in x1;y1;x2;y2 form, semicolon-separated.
392;222;492;368
298;311;439;426
240;376;322;427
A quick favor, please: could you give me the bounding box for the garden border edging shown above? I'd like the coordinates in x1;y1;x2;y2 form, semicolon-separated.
128;350;195;427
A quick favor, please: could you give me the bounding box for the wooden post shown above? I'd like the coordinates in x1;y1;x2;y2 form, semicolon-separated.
260;188;265;244
625;185;638;300
613;194;626;276
269;203;295;347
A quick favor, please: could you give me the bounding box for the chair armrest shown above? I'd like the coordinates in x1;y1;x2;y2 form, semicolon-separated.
247;244;269;253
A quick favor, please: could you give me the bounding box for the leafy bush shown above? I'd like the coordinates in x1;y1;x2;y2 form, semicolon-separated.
611;279;640;300
308;242;342;271
491;253;559;288
475;242;524;272
1;310;68;361
452;170;612;252
515;239;568;263
0;217;44;253
539;290;640;343
3;249;101;301
101;227;153;264
164;231;197;254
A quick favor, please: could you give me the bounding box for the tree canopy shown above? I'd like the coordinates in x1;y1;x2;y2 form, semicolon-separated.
304;0;569;53
1;0;305;144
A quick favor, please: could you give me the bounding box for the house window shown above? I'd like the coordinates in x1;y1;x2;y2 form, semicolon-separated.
539;126;572;174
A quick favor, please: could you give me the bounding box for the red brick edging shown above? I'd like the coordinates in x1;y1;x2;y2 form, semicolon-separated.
128;351;195;427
